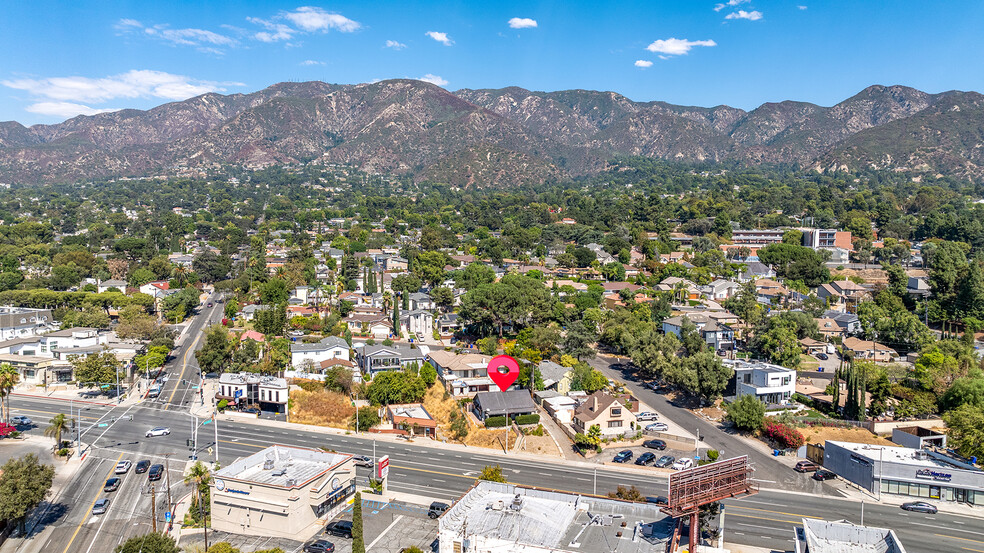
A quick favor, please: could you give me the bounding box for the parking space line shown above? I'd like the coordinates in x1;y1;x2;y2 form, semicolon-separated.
366;515;404;551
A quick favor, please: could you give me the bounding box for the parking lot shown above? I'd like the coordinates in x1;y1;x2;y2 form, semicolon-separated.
592;443;698;472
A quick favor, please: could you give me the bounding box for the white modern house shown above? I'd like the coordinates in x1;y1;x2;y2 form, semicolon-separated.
727;359;796;405
0;307;55;340
289;336;350;369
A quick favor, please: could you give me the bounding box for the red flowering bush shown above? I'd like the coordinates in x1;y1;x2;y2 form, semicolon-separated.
763;422;805;449
0;423;15;438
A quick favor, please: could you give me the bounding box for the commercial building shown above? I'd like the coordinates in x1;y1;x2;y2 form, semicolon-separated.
794;518;906;553
822;441;984;505
437;481;671;553
216;373;289;413
210;445;356;538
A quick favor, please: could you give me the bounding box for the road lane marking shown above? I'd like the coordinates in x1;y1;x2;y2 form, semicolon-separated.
960;547;984;553
366;514;404;550
62;452;125;553
910;522;984;536
166;310;208;407
728;505;823;520
729;513;803;525
935;534;984;545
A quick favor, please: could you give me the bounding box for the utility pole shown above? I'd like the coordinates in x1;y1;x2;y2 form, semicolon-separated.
150;484;157;533
163;453;174;527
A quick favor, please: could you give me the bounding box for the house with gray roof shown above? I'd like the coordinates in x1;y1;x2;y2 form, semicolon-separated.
472;390;536;420
290;336;350;369
355;343;428;378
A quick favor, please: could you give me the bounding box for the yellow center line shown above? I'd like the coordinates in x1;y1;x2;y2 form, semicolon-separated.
727;512;804;526
166;319;205;408
728;504;823;520
961;547;984;553
937;534;984;545
62;451;125;553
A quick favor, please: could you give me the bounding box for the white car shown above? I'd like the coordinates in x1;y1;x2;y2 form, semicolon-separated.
115;460;132;474
10;415;32;425
646;422;669;432
145;427;170;437
636;412;659;421
672;458;695;471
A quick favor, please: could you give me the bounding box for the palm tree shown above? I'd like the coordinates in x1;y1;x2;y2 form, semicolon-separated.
184;460;213;517
0;363;18;423
44;413;73;450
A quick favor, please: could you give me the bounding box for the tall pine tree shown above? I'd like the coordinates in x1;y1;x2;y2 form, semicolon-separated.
393;294;401;337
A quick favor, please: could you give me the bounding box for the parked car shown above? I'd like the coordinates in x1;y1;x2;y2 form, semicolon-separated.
303;539;335;553
636;412;659;421
794;460;820;473
148;464;164;481
241;407;261;415
324;520;353;538
635;452;657;466
672;458;695;471
428;501;450;519
643;439;667;450
812;469;837;481
612;450;634;463
901;501;938;514
104;477;121;492
816;353;829;360
135;460;151;474
207;302;213;308
646;422;669;432
145;427;170;437
115;460;132;474
10;415;32;426
353;456;374;468
79;390;101;398
646;496;669;505
654;455;675;468
92;498;111;515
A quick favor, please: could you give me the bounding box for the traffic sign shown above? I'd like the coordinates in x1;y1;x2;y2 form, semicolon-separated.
165;512;171;523
97;423;108;427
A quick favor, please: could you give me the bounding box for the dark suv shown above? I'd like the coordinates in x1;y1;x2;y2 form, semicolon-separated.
428;501;450;519
135;460;151;474
324;520;353;538
148;464;164;481
643;439;667;450
635;452;657;466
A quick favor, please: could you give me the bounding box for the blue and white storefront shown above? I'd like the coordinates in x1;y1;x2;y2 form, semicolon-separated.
824;441;983;505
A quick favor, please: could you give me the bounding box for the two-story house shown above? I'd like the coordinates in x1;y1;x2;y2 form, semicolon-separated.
571;392;638;438
427;351;494;396
0;307;55;340
355;344;428;378
290;336;350;369
817;280;869;307
729;360;796;405
401;309;433;337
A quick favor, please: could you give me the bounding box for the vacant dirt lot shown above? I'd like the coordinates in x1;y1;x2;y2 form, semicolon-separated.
801;425;894;446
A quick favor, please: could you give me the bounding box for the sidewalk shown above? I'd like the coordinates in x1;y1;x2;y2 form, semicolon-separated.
824;474;983;518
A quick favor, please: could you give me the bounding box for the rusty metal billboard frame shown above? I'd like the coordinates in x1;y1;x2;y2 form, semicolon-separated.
663;455;757;518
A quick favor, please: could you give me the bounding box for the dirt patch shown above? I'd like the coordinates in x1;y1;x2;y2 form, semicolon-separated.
801;425;894;446
694;404;726;422
830;267;887;284
420;383;518;450
289;387;355;429
518;433;561;456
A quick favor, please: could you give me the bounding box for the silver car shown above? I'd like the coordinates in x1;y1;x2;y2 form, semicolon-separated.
92;498;110;515
10;415;32;425
145;427;170;437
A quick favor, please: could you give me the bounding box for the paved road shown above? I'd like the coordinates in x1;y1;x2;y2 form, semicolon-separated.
10;394;981;553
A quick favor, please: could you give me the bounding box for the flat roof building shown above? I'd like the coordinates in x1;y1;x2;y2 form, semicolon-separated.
210;445;356;538
822;441;984;505
438;481;672;553
794;518;906;553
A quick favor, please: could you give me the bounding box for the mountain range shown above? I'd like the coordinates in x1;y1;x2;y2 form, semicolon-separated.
0;79;981;186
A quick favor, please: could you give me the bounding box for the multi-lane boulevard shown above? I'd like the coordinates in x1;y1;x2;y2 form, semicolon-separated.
9;393;982;553
4;294;981;553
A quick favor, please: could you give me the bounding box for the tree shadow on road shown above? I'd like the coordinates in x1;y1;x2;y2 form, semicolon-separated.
25;500;68;537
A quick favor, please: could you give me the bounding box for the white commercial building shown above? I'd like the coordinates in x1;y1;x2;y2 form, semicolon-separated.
210;445;356;539
438;481;670;553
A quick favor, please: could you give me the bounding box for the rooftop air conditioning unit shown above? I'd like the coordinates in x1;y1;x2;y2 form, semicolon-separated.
263;459;275;470
285;478;296;487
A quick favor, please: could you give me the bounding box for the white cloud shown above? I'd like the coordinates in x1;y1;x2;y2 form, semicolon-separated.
144;26;237;47
384;40;407;50
798;5;808;9
634;60;653;68
425;31;453;46
714;0;749;11
508;17;538;29
300;60;325;66
115;18;143;30
725;10;763;20
283;7;360;33
25;102;120;118
645;38;717;56
2;70;237;106
418;74;448;86
247;17;295;42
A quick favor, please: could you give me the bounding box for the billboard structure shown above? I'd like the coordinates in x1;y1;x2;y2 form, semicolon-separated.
663;455;757;553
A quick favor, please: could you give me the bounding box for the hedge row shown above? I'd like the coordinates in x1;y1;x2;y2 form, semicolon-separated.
484;413;541;427
514;414;540;425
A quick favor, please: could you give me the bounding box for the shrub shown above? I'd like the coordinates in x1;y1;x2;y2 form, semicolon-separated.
449;411;469;440
484;416;508;428
763;421;805;449
217;399;229;412
57;448;69;457
479;464;507;482
514;413;540;426
352;491;365;553
724;395;766;431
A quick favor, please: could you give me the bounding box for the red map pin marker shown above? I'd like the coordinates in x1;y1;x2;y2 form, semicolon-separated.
487;355;520;392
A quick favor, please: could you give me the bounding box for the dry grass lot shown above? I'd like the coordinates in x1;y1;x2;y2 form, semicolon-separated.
803;425;894;446
289;386;355;428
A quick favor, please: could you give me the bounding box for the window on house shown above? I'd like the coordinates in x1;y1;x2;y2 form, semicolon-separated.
782;377;791;386
608;420;623;428
743;374;751;384
610;408;622;416
276;391;280;402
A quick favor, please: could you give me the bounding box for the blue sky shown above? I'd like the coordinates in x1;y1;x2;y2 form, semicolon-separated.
2;1;983;125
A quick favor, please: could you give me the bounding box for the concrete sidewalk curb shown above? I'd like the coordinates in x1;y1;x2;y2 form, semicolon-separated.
11;391;117;407
222;413;683;478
